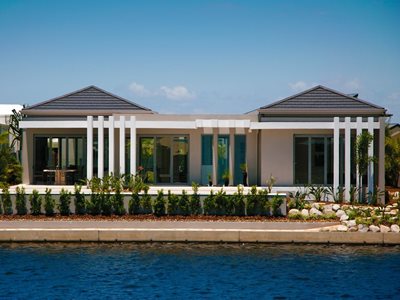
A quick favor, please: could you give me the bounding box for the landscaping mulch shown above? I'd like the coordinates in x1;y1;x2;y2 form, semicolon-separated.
0;214;339;223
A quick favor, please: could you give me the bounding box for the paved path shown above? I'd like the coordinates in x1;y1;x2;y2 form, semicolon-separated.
0;220;338;230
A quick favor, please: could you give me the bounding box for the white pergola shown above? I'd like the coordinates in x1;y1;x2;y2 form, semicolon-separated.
20;115;385;200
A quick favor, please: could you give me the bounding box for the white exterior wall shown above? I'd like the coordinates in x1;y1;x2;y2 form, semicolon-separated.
259;129;332;186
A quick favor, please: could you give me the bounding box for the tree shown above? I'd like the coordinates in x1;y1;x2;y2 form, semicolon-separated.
0;132;22;185
355;131;374;203
385;127;400;187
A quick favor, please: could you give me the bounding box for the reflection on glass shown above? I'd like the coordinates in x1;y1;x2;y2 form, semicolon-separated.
156;137;171;183
201;135;213;185
139;137;154;183
173;136;188;183
218;135;229;185
294;137;309;184
234;135;246;185
311;137;325;184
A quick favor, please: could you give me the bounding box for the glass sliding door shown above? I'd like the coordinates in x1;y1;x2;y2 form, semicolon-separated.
156;137;171;183
294;137;309;184
201;135;213;185
173;136;188;183
217;135;229;185
234;135;246;185
311;137;325;184
33;136;86;184
139;137;155;183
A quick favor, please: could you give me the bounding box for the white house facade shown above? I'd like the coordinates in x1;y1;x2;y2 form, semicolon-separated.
19;85;387;201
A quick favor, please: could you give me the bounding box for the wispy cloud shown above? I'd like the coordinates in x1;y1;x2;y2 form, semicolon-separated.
160;85;196;100
345;78;361;90
128;82;152;97
128;82;196;101
289;81;311;92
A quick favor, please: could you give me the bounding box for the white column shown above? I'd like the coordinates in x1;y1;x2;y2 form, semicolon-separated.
368;117;374;193
333;117;340;193
378;117;385;204
212;129;218;186
108;116;114;175
86;116;93;180
229;128;234;186
344;117;351;201
119;115;125;175
356;117;363;190
130;116;136;176
97;116;104;179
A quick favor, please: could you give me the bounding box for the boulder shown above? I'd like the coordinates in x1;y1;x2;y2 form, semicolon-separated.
301;209;309;217
288;209;300;216
380;225;390;233
309;207;322;216
359;227;369;233
332;204;340;211
369;225;380;232
337;225;348;232
348;226;358;232
312;203;321;210
340;214;349;221
389;209;398;215
390;224;400;233
323;205;334;215
336;210;346;218
347;220;356;227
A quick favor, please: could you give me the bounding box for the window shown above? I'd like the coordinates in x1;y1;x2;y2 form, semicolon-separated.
294;136;335;185
201;135;213;185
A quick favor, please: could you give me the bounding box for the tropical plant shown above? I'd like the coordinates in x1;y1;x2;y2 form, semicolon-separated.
153;190;166;216
29;189;42;215
327;186;345;204
288;188;308;210
15;186;27;215
112;187;126;216
189;182;201;215
44;188;55;216
368;186;385;206
349;185;359;204
309;185;327;202
222;170;230;186
355;131;375;203
266;174;276;193
74;184;86;215
1;187;12;215
59;188;72;216
246;186;261;216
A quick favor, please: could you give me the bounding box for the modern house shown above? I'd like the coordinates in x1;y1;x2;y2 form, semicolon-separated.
19;85;387;200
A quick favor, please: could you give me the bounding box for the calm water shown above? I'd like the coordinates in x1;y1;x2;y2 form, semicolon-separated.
0;243;399;299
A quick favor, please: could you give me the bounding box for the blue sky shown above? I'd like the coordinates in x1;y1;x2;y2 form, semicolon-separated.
0;0;399;120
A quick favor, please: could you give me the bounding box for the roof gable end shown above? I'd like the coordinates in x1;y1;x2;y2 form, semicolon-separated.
24;85;153;112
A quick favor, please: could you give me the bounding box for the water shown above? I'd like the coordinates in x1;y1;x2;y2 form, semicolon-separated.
0;243;399;299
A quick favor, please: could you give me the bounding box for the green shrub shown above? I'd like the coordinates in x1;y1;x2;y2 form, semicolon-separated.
288;213;305;220
29;189;42;215
203;190;216;215
153;190;166;216
113;189;126;216
15;186;27;215
189;182;201;215
309;185;327;202
215;189;230;215
86;192;102;215
167;190;179;215
74;184;86;215
246;186;262;216
102;192;113;216
58;188;72;216
140;187;152;214
129;192;140;215
2;188;13;215
44;188;55;216
178;190;190;216
233;186;245;216
271;195;284;217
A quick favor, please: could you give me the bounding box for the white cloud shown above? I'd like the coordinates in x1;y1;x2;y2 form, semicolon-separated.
128;82;152;97
160;85;196;100
289;81;310;92
345;78;361;90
